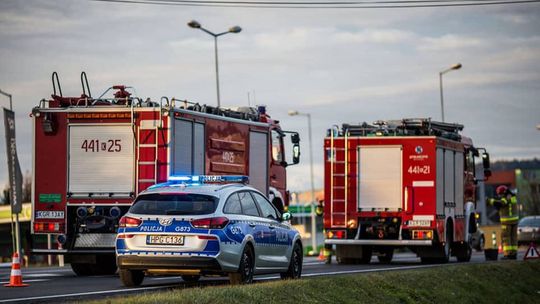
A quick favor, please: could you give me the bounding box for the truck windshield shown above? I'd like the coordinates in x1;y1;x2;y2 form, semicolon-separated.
130;193;218;215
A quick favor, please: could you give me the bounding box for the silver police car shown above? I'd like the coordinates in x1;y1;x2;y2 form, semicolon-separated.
116;176;303;286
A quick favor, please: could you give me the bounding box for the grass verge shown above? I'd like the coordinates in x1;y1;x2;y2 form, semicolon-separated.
89;261;540;304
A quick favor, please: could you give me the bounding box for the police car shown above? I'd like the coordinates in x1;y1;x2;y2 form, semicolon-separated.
116;175;303;286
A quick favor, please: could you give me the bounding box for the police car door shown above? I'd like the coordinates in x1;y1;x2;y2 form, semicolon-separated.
251;191;290;268
235;191;272;269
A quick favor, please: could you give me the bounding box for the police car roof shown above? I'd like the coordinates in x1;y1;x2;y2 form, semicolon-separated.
140;182;248;197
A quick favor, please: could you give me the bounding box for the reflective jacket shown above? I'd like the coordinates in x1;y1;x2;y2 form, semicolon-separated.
488;195;518;224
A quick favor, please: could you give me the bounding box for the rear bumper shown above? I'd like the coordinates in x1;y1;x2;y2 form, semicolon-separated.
325;239;433;246
117;255;222;272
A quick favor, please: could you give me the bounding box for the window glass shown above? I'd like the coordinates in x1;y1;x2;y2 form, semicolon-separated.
223;193;242;214
252;192;279;220
130;194;218;215
238;191;260;217
271;130;283;162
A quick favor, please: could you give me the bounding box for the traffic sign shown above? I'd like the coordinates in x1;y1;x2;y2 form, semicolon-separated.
524;242;540;260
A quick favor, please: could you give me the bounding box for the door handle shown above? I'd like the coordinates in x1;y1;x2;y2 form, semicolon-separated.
269;225;276;230
270;174;277;179
248;222;256;227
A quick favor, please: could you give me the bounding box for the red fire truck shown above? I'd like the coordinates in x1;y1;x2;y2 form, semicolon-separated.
31;72;300;275
323;118;490;264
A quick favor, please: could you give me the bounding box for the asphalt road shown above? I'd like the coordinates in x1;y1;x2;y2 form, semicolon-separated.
0;250;524;303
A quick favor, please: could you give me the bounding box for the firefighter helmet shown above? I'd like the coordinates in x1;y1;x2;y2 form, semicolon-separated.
496;185;508;196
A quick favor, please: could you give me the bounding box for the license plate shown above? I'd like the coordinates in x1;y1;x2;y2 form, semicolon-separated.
146;235;185;245
408;220;431;227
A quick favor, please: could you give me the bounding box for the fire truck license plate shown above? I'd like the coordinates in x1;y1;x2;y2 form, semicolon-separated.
146;235;184;245
408;220;431;227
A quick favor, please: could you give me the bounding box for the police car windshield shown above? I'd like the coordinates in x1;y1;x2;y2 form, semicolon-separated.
130;193;218;215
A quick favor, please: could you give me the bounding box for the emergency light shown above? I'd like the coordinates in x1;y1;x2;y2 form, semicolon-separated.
168;175;249;184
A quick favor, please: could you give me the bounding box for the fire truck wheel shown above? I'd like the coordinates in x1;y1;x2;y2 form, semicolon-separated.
280;242;303;279
229;245;254;285
358;246;373;264
119;269;144;287
95;254;118;275
70;263;94;276
181;275;201;283
455;242;472;262
377;248;394;264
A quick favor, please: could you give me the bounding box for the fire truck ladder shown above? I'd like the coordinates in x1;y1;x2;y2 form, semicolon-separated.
135;104;163;194
330;126;347;228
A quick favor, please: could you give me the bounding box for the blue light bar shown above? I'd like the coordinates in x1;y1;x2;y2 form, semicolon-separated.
167;175;249;184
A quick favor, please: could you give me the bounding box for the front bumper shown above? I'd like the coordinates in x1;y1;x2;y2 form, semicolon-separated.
325;239;433;246
117;255;222;272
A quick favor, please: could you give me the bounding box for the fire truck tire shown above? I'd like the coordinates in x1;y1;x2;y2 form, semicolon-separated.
229;245;254;284
377;248;394;264
358;246;373;264
95;254;118;275
280;242;303;279
455;242;472;262
181;275;201;282
119;269;144;287
70;263;94;276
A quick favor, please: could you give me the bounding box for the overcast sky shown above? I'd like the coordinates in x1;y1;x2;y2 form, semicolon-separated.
0;0;539;192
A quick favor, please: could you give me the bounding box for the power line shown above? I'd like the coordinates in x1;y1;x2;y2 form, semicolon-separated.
91;0;540;9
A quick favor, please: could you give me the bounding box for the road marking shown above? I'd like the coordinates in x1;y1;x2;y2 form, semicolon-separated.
23;273;64;278
0;284;178;303
0;279;50;284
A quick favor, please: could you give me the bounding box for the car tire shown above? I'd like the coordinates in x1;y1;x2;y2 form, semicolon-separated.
181;275;201;283
229;245;254;285
70;263;94;276
280;242;303;279
119;269;144;287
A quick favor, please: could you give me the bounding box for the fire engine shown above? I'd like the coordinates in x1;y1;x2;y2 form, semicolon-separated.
323;118;490;263
31;72;300;275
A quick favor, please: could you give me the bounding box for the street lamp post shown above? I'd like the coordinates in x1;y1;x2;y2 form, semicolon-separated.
439;63;462;122
0;88;19;257
188;20;241;108
288;110;317;254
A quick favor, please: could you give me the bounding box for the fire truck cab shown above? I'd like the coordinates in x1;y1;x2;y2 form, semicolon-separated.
31;72;300;275
323;118;490;264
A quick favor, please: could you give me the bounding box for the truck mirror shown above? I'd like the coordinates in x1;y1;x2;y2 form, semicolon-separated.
482;152;490;170
292;144;300;164
291;133;300;144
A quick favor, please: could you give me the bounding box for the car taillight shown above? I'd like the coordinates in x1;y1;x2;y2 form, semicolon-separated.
119;216;142;228
191;217;229;229
117;234;135;239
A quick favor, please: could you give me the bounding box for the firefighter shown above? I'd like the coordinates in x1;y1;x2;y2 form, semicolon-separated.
488;185;519;259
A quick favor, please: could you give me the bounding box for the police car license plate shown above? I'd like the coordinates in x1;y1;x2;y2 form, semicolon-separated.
146;235;185;245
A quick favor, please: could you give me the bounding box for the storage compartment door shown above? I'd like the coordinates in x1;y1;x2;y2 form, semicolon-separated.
249;131;268;195
68;125;134;195
358;146;402;210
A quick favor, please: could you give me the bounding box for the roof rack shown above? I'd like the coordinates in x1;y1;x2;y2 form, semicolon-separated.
170;98;266;123
333;118;464;141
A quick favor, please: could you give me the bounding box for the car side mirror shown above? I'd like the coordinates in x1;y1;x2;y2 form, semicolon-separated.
282;212;292;222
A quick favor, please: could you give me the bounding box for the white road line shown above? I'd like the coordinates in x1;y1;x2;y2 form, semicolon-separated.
149;276;183;281
0;284;178;303
0;279;50;284
23;273;64;278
